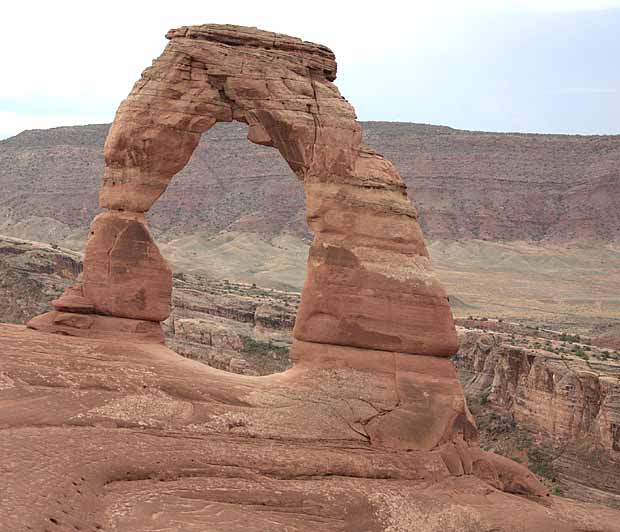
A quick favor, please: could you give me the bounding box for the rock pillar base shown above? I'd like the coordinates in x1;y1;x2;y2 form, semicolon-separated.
27;311;165;344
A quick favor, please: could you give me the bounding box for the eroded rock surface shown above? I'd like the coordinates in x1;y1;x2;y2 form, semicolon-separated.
11;23;619;530
81;211;172;321
0;236;81;324
167;274;296;375
456;329;620;507
4;324;620;532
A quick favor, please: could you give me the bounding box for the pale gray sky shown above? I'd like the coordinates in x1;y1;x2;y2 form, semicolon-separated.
2;0;619;138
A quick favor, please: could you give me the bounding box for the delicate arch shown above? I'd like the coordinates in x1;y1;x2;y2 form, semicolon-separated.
29;24;457;357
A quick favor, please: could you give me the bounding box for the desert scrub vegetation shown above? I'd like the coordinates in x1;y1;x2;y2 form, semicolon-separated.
521;437;557;481
240;336;288;356
239;336;292;374
172;271;187;282
476;410;517;443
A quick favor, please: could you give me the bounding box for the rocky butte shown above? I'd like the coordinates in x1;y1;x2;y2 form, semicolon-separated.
2;24;620;531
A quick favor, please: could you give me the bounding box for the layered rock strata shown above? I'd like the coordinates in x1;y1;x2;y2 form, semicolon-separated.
168;275;297;375
456;330;620;507
0;236;82;324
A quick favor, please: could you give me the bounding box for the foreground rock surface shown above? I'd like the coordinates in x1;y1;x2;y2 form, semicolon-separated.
6;235;620;509
3;324;620;532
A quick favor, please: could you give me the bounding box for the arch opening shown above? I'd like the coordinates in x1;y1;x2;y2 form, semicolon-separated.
143;120;311;279
196;121;310;246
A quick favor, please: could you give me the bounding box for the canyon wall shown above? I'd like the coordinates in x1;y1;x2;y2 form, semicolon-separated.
0;236;82;324
456;329;620;507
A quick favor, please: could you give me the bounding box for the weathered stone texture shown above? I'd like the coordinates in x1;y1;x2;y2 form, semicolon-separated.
3;324;620;532
456;330;620;507
81;211;172;321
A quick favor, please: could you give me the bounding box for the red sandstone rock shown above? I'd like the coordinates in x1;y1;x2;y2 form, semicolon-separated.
32;23;455;354
4;324;620;532
456;330;620;505
82;211;172;321
291;340;476;449
17;24;592;530
27;311;165;343
50;283;94;313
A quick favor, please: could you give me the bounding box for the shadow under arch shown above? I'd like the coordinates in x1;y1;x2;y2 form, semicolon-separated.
29;23;457;358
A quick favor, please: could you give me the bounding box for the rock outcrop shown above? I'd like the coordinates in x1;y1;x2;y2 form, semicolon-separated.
28;24;456;356
26;21;468;459
168;275;296;375
0;236;81;324
456;329;620;507
3;323;620;532
0;234;295;374
7;233;620;515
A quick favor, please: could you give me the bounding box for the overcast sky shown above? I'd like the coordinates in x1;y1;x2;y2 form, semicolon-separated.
2;0;619;138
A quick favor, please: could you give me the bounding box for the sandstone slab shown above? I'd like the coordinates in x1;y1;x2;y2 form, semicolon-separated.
27;311;165;343
3;324;620;532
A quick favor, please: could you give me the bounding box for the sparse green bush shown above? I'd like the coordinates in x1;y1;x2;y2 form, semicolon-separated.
527;443;557;481
552;485;565;496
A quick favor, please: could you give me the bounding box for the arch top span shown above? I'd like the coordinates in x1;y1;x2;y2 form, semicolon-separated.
101;23;356;213
28;24;458;358
165;24;338;80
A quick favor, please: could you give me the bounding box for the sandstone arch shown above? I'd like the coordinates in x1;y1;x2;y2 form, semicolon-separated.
29;24;457;357
18;25;558;513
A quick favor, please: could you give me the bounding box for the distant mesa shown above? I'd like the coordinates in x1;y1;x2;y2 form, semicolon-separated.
2;121;619;249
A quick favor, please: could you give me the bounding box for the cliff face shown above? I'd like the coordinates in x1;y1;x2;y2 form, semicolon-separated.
1;122;618;246
364;123;620;244
456;329;620;507
0;236;82;324
167;275;297;375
